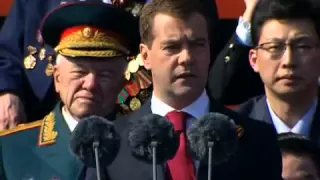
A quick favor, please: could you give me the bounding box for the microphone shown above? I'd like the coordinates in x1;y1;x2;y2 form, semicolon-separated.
127;114;179;180
187;112;238;180
70;115;120;180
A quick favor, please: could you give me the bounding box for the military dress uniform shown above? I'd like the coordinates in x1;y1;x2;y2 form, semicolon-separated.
0;3;141;180
0;0;150;122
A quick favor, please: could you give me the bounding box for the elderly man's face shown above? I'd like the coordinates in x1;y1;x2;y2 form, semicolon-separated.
53;55;127;118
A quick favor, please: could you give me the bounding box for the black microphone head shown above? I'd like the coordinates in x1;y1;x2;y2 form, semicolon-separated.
187;112;238;166
127;113;179;164
70;115;120;167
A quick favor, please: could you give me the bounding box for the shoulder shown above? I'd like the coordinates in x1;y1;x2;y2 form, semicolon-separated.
0;112;55;137
0;120;42;137
234;95;265;114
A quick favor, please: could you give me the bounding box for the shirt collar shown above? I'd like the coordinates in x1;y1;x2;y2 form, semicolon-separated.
267;99;317;136
151;90;210;119
61;107;79;132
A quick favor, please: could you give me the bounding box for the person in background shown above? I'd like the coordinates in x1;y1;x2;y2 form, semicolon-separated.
0;3;139;180
87;0;283;179
278;132;320;180
235;0;320;146
207;0;264;106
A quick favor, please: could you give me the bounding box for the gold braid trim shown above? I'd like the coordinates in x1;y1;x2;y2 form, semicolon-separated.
55;28;129;57
38;112;58;146
0;120;42;137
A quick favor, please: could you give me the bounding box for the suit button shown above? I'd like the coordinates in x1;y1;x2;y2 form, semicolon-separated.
225;56;230;63
229;43;234;49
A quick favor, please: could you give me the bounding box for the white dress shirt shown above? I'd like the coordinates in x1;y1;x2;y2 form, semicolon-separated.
151;90;210;169
62;107;79;132
267;99;317;136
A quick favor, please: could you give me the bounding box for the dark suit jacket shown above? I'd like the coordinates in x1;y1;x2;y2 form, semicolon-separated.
206;34;264;105
0;0;71;121
235;95;320;146
84;98;282;180
0;103;86;180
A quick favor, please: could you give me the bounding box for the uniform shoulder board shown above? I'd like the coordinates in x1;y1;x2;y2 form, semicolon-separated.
0;120;42;137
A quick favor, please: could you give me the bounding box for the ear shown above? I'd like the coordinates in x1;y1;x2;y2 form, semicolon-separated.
140;43;151;70
249;49;259;73
53;65;61;93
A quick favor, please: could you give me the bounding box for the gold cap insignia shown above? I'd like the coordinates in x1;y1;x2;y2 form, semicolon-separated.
54;25;129;57
82;27;95;38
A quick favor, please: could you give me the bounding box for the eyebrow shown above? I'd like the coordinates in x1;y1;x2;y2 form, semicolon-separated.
160;37;207;45
264;35;315;42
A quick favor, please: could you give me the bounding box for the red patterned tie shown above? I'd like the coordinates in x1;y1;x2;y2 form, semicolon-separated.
165;111;195;180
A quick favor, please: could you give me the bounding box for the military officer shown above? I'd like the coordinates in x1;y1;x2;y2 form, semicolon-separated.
0;0;145;130
0;2;140;180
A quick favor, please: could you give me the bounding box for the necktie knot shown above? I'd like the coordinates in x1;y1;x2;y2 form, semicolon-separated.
165;111;187;132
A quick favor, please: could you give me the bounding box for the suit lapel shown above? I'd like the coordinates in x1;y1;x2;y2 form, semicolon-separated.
250;96;273;124
33;103;84;180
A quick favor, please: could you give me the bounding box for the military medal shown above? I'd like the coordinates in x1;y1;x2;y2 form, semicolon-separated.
136;54;144;66
45;56;54;76
120;103;130;112
27;45;37;55
138;90;149;103
129;97;141;111
124;69;131;80
24;55;36;69
39;48;46;60
128;59;139;73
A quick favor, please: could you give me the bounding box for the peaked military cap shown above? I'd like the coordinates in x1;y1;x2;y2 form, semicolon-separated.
40;2;140;57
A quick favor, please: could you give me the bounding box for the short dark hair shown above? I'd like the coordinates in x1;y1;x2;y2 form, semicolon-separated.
139;0;211;47
278;132;320;170
251;0;320;46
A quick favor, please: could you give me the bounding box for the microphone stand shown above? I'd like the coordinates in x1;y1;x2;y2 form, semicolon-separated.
93;141;102;180
151;141;158;180
207;141;214;180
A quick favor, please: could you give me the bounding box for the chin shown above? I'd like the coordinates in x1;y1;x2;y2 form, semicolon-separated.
171;86;198;97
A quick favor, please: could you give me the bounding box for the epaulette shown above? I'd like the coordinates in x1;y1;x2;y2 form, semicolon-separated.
0;120;42;137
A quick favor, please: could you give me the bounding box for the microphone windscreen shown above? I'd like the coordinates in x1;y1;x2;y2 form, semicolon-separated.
187;112;238;165
70;115;120;167
127;113;179;164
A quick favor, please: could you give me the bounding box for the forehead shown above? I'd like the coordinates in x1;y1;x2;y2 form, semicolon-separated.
282;154;318;179
259;19;318;42
59;56;127;70
152;12;208;40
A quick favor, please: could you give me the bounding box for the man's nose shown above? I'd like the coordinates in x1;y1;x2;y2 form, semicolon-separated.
83;73;98;90
280;47;297;68
178;47;193;65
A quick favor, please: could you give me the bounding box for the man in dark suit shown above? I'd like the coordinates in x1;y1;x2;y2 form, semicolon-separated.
0;0;145;130
0;2;140;180
89;0;282;179
235;0;320;145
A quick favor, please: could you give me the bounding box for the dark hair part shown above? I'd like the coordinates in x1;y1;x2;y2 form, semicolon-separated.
278;132;320;170
139;0;212;47
251;0;320;46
